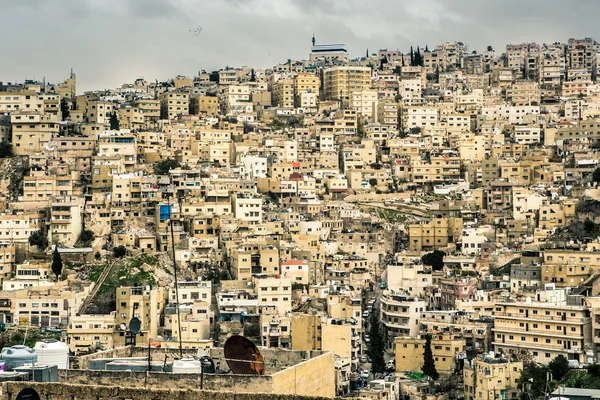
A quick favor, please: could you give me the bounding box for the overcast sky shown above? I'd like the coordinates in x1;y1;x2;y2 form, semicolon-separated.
1;0;599;93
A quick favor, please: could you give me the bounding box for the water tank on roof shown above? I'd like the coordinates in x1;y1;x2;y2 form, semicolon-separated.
172;357;202;374
34;340;69;369
1;346;37;370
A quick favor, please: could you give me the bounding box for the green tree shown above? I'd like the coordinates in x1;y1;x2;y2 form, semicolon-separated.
109;112;120;130
548;355;570;381
113;245;127;258
421;250;445;271
518;363;550;400
29;230;48;248
592;167;600;183
369;178;378;187
422;334;439;380
250;69;256;82
154;158;181;175
0;142;14;158
52;247;63;280
409;127;422;135
368;312;386;374
78;229;94;245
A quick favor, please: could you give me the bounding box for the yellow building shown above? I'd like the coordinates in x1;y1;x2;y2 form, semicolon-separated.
394;334;466;375
323;66;371;105
408;217;463;252
294;72;320;106
114;286;167;347
463;356;522;400
160;91;190;120
192;95;219;116
272;79;295;109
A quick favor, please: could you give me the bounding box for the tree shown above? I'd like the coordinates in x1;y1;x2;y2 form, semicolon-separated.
422;334;439;380
592;167;600;183
409;127;422;135
487;45;494;52
113;245;126;258
368;312;385;375
548;355;570;381
60;98;70;121
0;142;14;158
410;46;414;65
250;69;256;82
154;158;181;175
78;229;94;245
422;250;445;271
518;363;549;400
209;71;220;83
52;247;63;280
29;230;48;248
393;66;401;75
369;178;378;187
109;112;120;130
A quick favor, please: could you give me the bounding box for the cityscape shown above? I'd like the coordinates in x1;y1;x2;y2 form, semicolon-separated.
2;13;600;400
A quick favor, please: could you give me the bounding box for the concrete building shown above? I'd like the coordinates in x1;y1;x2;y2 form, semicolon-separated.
463;355;522;400
323;66;371;106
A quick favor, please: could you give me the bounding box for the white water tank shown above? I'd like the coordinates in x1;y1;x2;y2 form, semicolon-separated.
172;357;202;374
1;346;37;370
34;340;69;369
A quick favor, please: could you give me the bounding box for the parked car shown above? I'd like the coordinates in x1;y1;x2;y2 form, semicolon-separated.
364;335;371;343
361;369;370;379
363;310;369;318
360;356;367;363
380;282;387;289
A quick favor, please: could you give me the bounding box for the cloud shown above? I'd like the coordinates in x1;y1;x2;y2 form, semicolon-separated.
0;0;599;92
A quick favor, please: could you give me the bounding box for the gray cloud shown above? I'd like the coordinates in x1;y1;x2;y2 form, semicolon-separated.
1;0;599;92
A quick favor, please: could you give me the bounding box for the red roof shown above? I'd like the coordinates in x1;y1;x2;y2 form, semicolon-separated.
281;259;307;266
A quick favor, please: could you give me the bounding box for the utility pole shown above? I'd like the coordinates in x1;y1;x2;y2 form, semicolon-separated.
167;193;183;358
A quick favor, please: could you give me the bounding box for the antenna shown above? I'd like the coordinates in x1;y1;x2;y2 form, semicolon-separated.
223;335;265;375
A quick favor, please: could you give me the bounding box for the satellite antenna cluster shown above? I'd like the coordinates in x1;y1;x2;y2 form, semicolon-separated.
224;335;265;375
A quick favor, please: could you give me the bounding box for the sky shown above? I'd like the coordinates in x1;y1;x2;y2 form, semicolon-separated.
1;0;599;93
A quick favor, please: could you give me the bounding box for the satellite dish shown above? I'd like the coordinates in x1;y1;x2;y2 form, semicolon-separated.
129;317;142;335
16;388;40;400
223;335;265;375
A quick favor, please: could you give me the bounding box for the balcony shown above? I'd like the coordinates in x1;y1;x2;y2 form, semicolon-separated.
493;312;589;324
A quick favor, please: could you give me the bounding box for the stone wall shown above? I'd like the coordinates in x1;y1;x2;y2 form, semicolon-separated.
0;382;342;400
58;369;271;393
271;352;335;397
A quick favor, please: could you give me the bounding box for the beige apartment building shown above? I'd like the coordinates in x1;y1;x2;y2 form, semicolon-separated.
160;91;190;120
67;314;116;354
253;275;292;316
463;356;522;400
380;291;426;348
49;196;84;247
492;298;592;364
11;112;59;155
323;66;372;105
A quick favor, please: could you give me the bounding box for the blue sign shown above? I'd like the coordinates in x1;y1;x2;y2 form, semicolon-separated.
159;205;172;222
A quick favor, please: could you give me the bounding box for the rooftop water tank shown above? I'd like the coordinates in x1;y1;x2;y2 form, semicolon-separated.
172;357;202;374
0;346;37;370
34;340;69;369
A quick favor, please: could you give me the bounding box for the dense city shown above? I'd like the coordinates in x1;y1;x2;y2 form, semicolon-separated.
0;35;600;400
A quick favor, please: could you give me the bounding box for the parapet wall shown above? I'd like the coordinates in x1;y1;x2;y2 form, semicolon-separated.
0;382;339;400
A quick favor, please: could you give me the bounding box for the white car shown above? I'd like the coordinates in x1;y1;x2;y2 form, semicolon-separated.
361;370;370;379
